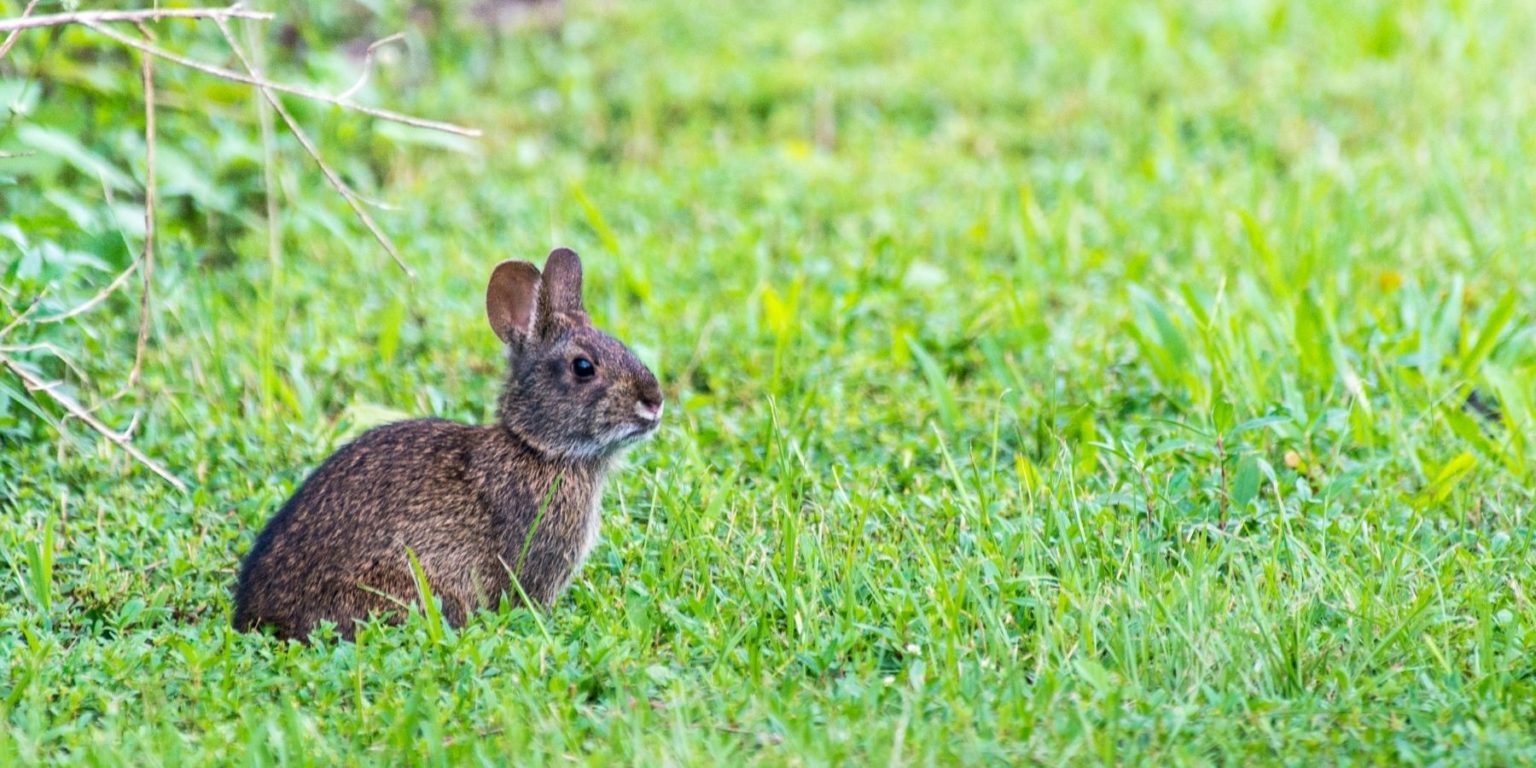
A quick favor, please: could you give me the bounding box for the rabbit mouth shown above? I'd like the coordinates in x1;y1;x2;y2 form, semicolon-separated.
598;401;662;447
619;418;660;442
597;418;658;449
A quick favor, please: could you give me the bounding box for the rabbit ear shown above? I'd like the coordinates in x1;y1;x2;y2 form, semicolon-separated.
538;247;589;331
486;260;542;345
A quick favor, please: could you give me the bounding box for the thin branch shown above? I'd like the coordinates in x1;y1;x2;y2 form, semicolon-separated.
34;259;141;324
0;341;90;382
83;20;481;138
0;353;187;491
0;6;273;35
215;17;414;277
248;14;282;417
130;45;156;388
0;0;41;61
338;32;406;101
118;410;142;442
248;15;281;274
0;291;45;341
349;190;403;212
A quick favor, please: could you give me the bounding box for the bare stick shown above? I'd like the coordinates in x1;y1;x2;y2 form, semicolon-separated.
83;20;481;138
215;18;414;277
338;32;406;101
0;292;46;341
34;259;141;324
0;353;187;491
0;6;273;35
246;15;283;417
0;0;41;61
0;341;90;382
248;16;282;274
130;47;156;388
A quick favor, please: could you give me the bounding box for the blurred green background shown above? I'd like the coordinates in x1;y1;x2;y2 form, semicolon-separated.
2;0;1534;763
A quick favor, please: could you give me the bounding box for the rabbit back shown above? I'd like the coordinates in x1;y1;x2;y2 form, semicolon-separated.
233;419;503;639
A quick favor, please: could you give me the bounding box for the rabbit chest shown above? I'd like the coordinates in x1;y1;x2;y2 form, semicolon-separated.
473;441;611;605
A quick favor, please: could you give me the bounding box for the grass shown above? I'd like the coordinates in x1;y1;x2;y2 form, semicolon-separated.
3;0;1536;763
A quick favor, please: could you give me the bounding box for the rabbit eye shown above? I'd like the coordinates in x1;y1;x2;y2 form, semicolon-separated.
571;357;596;379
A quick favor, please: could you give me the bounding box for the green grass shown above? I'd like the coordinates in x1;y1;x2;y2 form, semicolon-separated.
3;0;1536;763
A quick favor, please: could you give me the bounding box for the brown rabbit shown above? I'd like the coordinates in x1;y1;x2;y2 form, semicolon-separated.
232;248;663;641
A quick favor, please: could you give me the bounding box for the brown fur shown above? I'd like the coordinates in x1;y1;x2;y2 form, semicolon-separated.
233;249;662;641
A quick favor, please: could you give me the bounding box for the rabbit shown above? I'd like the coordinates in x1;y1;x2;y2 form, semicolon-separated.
232;248;664;641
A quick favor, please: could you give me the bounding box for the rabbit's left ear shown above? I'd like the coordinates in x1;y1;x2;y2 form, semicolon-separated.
539;247;590;331
486;260;542;345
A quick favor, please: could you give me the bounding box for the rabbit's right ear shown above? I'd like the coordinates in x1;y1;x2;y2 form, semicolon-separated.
486;260;542;345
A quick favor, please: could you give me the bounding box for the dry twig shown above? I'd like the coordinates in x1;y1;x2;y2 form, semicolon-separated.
215;17;415;276
338;32;406;101
0;7;272;35
0;353;187;491
0;341;90;382
33;259;141;324
130;45;156;388
82;18;481;137
0;293;46;340
248;16;281;267
0;0;41;61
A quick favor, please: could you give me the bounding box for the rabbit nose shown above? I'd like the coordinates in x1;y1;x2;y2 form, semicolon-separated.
636;385;663;422
635;400;663;422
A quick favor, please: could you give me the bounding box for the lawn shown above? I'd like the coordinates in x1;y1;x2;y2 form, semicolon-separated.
2;0;1535;764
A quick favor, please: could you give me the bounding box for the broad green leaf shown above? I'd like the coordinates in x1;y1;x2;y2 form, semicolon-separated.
1232;454;1261;507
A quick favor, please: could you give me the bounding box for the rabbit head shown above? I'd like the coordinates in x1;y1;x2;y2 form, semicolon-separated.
486;248;663;460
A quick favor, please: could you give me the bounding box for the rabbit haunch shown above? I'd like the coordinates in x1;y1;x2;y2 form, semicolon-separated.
232;248;662;641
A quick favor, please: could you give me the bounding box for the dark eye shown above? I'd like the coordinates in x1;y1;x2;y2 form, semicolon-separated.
572;357;596;379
